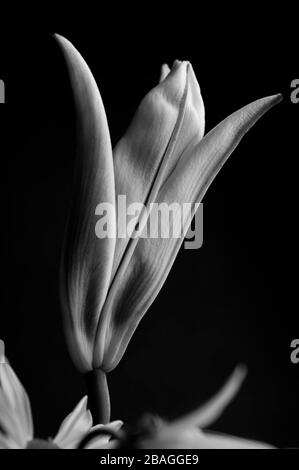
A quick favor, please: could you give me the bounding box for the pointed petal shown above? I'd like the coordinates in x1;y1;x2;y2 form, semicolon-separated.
159;64;171;82
161;94;282;209
100;94;281;371
94;61;205;369
53;396;92;449
55;35;116;372
173;365;247;429
0;363;33;447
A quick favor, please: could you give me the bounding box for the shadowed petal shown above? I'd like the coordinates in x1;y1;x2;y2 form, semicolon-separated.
0;432;20;449
55;35;116;372
0;436;11;449
100;94;281;371
54;396;92;449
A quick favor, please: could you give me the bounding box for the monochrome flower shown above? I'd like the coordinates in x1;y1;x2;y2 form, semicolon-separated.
56;34;281;423
132;366;273;449
0;361;122;449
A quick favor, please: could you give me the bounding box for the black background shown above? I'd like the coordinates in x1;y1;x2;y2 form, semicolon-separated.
0;23;298;448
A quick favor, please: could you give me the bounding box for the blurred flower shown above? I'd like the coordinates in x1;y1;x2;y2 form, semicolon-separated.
137;366;273;449
55;34;281;422
0;361;122;449
104;366;273;449
139;425;273;449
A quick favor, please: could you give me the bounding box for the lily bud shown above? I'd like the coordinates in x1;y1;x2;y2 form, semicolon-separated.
55;34;281;423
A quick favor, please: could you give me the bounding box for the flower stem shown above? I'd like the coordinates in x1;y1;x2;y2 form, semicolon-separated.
84;368;111;424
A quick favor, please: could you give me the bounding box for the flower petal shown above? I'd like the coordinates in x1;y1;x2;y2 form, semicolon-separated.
0;362;33;447
55;35;116;372
91;419;123;433
85;420;123;449
100;94;281;371
110;61;189;277
94;61;205;369
110;61;204;277
86;437;120;449
159;64;171;82
0;393;23;446
140;427;273;449
53;395;92;449
173;365;247;429
139;426;202;449
0;432;21;449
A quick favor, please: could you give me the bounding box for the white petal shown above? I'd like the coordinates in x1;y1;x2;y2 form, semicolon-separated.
0;363;33;447
53;396;92;449
95;62;205;371
85;420;123;449
109;61;189;280
90;419;123;436
0;393;23;446
173;365;247;429
55;34;116;372
85;437;119;449
110;61;204;278
159;64;171;82
91;419;123;432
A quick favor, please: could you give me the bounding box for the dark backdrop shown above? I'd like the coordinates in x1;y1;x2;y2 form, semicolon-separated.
0;27;298;448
